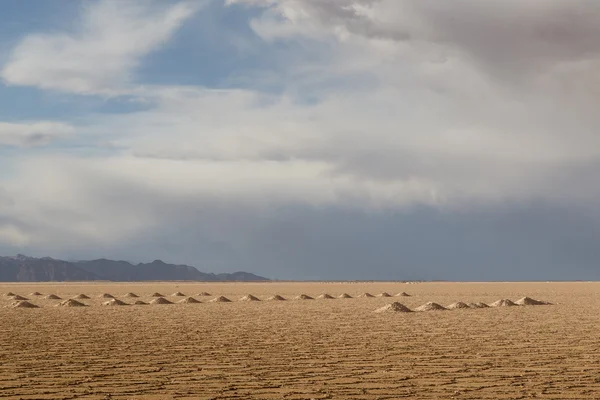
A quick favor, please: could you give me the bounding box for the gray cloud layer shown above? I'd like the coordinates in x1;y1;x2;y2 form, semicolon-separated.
2;0;600;280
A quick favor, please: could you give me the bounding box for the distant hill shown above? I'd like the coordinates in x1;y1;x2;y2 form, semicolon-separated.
0;255;269;282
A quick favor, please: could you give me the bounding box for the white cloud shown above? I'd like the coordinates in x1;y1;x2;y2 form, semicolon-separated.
0;121;74;147
0;0;200;94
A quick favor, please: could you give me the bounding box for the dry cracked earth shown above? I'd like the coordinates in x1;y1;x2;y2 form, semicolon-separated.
0;281;599;399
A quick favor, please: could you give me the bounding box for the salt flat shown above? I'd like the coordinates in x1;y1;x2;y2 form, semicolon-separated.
0;282;599;399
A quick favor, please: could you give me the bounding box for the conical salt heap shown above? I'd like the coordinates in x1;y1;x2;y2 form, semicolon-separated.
171;292;186;297
103;299;129;306
134;300;148;305
396;292;410;297
358;293;374;298
150;297;173;305
150;292;165;297
267;294;286;301
374;302;412;313
178;297;201;304
29;292;43;296
467;302;489;309
59;299;86;307
294;294;314;300
317;294;334;299
198;292;211;296
11;295;28;301
12;300;39;308
415;302;447;311
239;294;260;301
4;292;15;297
490;299;517;307
100;293;115;299
210;296;232;303
124;293;139;298
44;294;62;300
515;297;551;306
338;293;353;299
377;292;392;298
73;294;90;299
447;301;471;310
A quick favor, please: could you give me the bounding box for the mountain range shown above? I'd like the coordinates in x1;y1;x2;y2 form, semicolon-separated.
0;255;268;282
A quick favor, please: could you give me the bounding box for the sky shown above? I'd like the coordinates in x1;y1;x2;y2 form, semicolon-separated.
1;0;600;280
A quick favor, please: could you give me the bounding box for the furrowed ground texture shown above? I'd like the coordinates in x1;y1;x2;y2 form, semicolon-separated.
0;282;598;399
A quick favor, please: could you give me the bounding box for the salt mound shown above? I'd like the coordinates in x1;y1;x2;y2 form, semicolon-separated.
198;292;211;296
44;294;62;300
210;296;232;303
150;292;165;297
374;302;412;313
317;294;334;299
490;299;517;307
30;292;43;296
103;299;129;306
124;293;139;298
294;294;314;300
267;295;286;301
338;293;353;299
467;302;489;309
396;292;411;297
358;293;375;298
134;300;148;305
100;293;115;299
150;297;173;305
12;300;39;308
73;294;90;299
415;302;447;311
178;297;201;304
377;292;392;298
4;292;15;297
239;294;260;301
11;295;28;301
172;292;186;297
447;301;471;309
515;297;551;306
59;299;86;307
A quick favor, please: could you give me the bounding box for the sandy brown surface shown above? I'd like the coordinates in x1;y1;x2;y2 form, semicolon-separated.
0;281;599;399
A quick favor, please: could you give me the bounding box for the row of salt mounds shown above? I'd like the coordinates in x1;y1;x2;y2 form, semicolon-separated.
12;300;39;308
375;302;412;313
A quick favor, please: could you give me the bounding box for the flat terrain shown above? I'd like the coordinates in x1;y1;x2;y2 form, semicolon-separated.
0;282;599;399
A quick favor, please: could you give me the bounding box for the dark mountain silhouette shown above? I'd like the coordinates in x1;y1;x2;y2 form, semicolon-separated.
0;255;268;282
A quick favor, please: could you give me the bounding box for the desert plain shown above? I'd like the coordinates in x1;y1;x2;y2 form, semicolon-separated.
0;281;599;399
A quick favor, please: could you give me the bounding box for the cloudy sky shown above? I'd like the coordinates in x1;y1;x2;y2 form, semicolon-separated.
1;0;600;280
